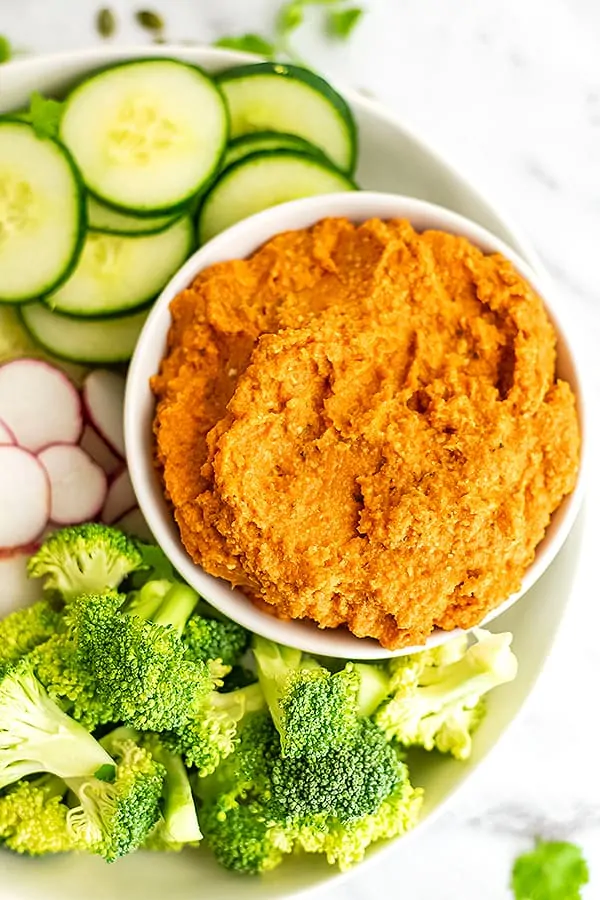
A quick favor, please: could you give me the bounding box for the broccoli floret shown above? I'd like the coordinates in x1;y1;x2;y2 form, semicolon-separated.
66;592;213;732
195;712;293;874
0;659;115;791
0;600;62;678
270;719;405;823
253;636;365;758
195;712;422;875
141;733;202;851
199;800;293;875
165;682;266;776
183;615;250;668
65;728;165;862
375;629;518;760
292;776;424;871
30;633;116;729
27;524;144;601
0;775;82;855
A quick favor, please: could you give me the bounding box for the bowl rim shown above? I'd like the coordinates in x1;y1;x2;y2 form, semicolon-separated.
125;190;587;660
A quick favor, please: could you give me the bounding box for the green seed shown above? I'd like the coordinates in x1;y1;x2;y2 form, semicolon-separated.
96;7;116;38
135;10;165;31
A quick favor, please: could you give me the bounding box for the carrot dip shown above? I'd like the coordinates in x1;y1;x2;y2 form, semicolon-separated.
151;217;580;649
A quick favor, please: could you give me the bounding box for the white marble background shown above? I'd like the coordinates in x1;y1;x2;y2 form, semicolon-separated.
0;0;599;897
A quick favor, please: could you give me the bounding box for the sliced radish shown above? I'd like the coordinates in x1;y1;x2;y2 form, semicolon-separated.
0;446;50;548
0;418;15;445
101;469;136;524
115;507;154;543
0;547;44;616
38;444;107;525
0;359;82;452
79;424;122;477
82;369;126;458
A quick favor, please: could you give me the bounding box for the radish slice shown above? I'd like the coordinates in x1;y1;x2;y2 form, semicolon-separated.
0;418;15;445
83;369;126;458
115;507;154;542
0;547;44;616
79;424;122;477
101;469;136;524
38;444;107;525
0;446;50;548
0;358;82;452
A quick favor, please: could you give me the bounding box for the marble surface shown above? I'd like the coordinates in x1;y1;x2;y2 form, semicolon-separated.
1;0;599;897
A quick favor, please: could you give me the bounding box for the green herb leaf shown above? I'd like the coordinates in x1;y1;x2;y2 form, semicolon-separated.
278;2;305;36
0;35;11;63
137;543;176;582
512;840;589;900
135;10;164;32
96;8;117;39
28;92;63;139
327;6;364;39
213;33;276;58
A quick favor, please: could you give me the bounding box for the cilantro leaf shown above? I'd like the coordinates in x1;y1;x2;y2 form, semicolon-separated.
327;6;364;39
28;92;63;139
0;35;11;63
137;543;177;582
512;840;589;900
278;2;305;36
213;33;276;58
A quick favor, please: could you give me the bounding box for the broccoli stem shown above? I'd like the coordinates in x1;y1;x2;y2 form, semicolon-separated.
0;666;116;790
126;580;172;621
151;584;199;636
354;664;390;717
150;743;202;844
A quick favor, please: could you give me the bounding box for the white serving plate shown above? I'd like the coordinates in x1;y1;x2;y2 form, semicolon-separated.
0;45;586;900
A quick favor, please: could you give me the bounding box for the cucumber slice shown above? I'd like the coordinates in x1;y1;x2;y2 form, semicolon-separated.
20;302;148;365
198;150;356;244
218;63;356;174
88;195;181;235
222;131;326;169
0;119;84;303
60;59;229;214
44;216;194;318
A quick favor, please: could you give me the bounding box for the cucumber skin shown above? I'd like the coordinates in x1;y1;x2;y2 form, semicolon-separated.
0;118;87;305
59;58;230;217
197;149;358;245
41;216;197;321
223;131;329;170
18;302;151;365
217;62;358;175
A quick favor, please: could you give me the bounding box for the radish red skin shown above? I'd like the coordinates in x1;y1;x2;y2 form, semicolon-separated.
0;418;16;445
0;446;50;549
82;370;126;459
0;359;83;452
38;443;108;525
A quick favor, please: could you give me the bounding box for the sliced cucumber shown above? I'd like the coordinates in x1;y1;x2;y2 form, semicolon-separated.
44;216;194;318
218;63;357;174
198;150;356;244
20;302;148;364
60;59;229;214
222;131;326;170
88;195;181;235
0;119;85;303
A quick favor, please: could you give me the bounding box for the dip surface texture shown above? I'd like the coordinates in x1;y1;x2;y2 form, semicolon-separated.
152;218;579;649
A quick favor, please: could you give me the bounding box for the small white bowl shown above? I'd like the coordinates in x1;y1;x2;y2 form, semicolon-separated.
125;191;586;660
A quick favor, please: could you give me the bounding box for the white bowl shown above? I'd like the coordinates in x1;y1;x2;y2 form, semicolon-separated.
125;191;586;660
0;45;588;900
